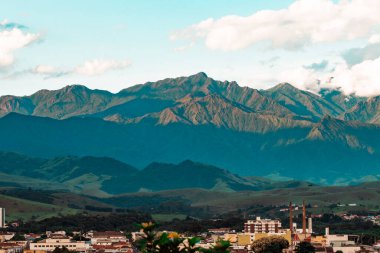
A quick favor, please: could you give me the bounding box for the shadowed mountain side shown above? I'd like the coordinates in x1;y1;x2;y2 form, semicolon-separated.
0;152;317;195
1;113;380;184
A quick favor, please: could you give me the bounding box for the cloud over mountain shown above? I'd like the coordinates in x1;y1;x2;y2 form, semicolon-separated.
171;0;380;51
75;59;131;76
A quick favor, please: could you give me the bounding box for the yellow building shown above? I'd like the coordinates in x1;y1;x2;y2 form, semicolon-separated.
237;234;251;246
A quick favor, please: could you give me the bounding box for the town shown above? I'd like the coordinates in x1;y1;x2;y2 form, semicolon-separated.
1;203;380;253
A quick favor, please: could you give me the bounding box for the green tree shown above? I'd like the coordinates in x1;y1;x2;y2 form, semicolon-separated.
251;235;289;253
295;241;315;253
135;222;230;253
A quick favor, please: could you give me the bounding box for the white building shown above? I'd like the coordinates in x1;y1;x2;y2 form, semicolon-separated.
30;237;89;252
89;231;127;245
0;208;5;228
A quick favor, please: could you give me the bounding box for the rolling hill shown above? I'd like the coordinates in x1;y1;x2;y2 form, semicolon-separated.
1;152;314;195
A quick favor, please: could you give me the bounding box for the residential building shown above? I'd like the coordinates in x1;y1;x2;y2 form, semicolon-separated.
244;217;281;233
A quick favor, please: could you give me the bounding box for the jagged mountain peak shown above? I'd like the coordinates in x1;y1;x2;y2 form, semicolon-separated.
268;82;299;92
118;72;218;98
191;71;208;79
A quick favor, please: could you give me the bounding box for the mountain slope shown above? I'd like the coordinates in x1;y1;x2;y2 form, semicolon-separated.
0;73;309;121
0;152;312;195
264;83;344;120
117;94;312;133
0;85;119;119
343;96;380;124
1;73;380;184
108;160;263;193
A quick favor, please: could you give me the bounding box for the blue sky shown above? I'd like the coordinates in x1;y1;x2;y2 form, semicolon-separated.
1;0;380;96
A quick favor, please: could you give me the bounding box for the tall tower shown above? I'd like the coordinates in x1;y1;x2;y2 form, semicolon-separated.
0;208;4;228
289;202;293;248
289;202;293;233
302;200;307;235
308;217;313;234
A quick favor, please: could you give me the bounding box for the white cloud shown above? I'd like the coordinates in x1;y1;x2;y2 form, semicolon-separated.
172;0;380;51
278;56;380;97
278;67;321;92
369;34;380;44
0;20;40;68
330;57;380;96
75;59;131;76
32;65;57;74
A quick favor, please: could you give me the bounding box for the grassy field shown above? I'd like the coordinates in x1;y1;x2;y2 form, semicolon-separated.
0;194;78;221
108;181;380;214
1;181;380;222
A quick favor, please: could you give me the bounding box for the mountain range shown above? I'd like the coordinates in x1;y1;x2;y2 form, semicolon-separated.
1;72;380;184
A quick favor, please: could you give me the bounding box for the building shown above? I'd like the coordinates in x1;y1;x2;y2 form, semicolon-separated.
0;242;23;253
244;217;281;233
89;231;128;245
0;208;5;228
208;228;232;234
29;236;89;252
0;233;15;243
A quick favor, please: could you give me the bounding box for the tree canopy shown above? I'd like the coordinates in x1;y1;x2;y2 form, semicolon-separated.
251;235;289;253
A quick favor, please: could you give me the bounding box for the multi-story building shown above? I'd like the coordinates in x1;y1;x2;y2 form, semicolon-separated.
244;217;281;233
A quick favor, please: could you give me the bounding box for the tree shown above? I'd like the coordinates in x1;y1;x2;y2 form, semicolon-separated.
135;222;230;253
251;235;289;253
294;241;315;253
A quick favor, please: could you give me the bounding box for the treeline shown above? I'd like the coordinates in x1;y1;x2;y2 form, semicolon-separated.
159;216;245;234
8;212;152;233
